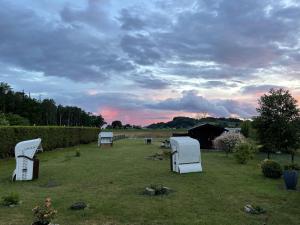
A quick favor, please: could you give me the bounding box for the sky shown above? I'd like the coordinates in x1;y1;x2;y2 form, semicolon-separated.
0;0;300;125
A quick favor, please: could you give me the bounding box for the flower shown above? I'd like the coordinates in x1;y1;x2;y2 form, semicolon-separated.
32;198;57;224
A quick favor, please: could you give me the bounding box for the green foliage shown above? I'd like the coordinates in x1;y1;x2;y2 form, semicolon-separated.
254;88;300;157
261;159;283;178
0;126;99;158
234;142;257;164
0;82;105;127
284;163;300;171
1;192;19;206
213;132;245;156
5;113;30;125
0;113;9;126
240;120;252;138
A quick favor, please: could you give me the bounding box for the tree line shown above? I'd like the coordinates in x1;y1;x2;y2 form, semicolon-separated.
0;82;105;127
147;116;242;129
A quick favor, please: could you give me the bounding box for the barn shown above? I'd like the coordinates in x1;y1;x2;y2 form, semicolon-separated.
188;123;227;149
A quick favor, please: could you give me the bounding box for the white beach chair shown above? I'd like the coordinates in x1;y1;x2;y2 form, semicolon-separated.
98;132;113;147
170;137;202;174
12;138;43;181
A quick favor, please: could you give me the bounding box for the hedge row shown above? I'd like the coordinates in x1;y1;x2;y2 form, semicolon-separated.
0;126;100;158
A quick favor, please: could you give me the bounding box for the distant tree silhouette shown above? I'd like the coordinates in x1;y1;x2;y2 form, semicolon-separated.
111;120;123;129
0;82;105;127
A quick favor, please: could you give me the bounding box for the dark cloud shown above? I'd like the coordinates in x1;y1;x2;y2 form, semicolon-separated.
69;92;144;112
120;34;161;65
241;84;285;94
60;0;116;31
119;9;146;30
0;0;299;122
201;80;238;89
131;71;170;89
2;0;300;83
0;0;134;82
50;89;257;119
147;90;256;118
118;0;300;80
118;8;171;31
161;62;256;80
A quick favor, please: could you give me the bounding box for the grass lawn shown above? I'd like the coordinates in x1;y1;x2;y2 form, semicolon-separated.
0;139;299;225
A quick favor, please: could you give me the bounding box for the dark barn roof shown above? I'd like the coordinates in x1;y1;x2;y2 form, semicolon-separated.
188;123;227;149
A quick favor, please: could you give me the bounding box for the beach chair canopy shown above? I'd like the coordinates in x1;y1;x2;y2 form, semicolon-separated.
170;137;202;174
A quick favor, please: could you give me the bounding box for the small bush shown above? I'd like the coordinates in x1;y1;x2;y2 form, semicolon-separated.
284;163;300;171
213;132;245;156
234;142;257;164
261;159;282;178
75;149;81;157
1;192;20;206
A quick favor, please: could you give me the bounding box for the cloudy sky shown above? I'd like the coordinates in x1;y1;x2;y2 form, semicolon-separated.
1;0;300;125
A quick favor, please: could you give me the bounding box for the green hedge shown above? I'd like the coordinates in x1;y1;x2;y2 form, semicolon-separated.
0;126;100;158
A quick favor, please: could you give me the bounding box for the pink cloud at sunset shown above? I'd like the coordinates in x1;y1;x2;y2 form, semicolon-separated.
99;106;197;125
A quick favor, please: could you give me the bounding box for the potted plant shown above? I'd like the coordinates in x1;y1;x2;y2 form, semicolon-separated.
32;198;57;225
283;164;299;190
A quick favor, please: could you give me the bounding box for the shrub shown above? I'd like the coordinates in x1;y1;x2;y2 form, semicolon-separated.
75;149;81;157
5;113;30;126
234;142;257;164
0;126;99;158
261;159;282;178
0;113;9;126
284;163;300;171
1;192;20;206
213;132;245;156
32;198;57;225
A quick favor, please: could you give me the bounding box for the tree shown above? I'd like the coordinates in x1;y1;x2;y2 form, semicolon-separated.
111;120;122;129
0;82;106;127
241;120;251;138
124;124;132;129
41;99;57;125
0;82;12;113
0;113;9;126
5;113;30;125
254;88;300;161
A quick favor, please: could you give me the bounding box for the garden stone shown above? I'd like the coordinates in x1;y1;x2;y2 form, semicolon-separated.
144;187;156;196
32;223;59;225
162;186;171;194
70;202;87;210
244;204;266;214
244;204;252;213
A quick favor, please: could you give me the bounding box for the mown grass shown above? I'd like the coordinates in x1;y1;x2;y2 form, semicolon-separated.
0;139;299;225
108;129;180;138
